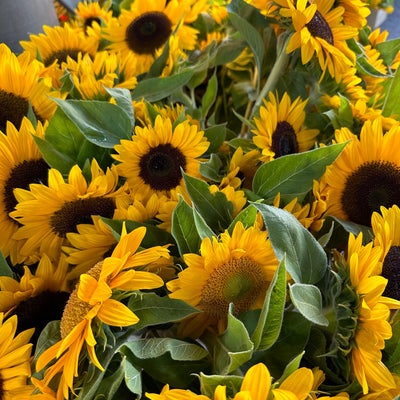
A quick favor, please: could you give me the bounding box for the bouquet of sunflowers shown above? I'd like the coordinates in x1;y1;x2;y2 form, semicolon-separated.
1;0;400;399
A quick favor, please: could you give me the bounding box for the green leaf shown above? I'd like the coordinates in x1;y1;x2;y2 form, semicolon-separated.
251;258;287;351
203;124;227;155
253;204;328;284
201;69;218;119
53;98;133;148
123;338;208;361
376;38;400;66
92;359;125;400
200;153;225;181
183;172;233;233
289;283;329;326
124;359;142;395
127;293;200;330
330;216;373;244
227;204;258;234
252;143;347;202
193;207;216;240
171;196;202;255
276;351;305;384
205;305;254;375
199;373;243;399
382;67;400;118
104;87;135;128
33;321;62;367
0;252;13;277
131;69;194;102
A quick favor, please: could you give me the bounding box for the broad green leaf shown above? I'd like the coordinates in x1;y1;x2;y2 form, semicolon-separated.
183;172;233;233
289;283;329;326
200;153;225;181
0;252;13;277
171;196;202;255
104;87;135;129
199;373;243;398
253;204;327;284
376;38;400;66
251;258;287;351
128;293;200;330
204;124;227;155
131;69;194;102
124;359;142;395
123;338;208;361
53;98;133;148
92;359;125;400
382;67;400;118
227;204;258;234
384;310;400;373
207;305;254;375
193;207;216;240
252;143;347;202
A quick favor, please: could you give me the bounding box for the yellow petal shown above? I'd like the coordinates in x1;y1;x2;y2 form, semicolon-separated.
97;299;139;326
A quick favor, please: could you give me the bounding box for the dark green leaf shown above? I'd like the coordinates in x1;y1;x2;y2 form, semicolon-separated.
253;204;327;284
199;373;243;399
382;67;400;118
203;124;227;155
201;69;218;119
0;252;13;277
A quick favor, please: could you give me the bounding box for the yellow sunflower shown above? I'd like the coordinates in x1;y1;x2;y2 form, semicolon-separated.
167;221;278;337
342;233;400;394
0;44;42;132
283;0;357;81
0;254;71;344
103;0;200;73
0;118;49;265
321;119;400;227
113;115;209;198
0;313;34;399
35;226;169;400
10;159;122;262
336;0;370;29
251;91;319;162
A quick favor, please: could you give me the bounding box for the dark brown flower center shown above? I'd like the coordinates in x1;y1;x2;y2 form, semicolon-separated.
50;197;115;238
272;121;299;158
11;290;70;345
199;257;267;318
306;9;334;45
0;90;29;133
125;12;173;55
43;48;83;67
139;143;187;191
341;161;400;226
382;246;400;300
84;17;101;31
3;159;49;217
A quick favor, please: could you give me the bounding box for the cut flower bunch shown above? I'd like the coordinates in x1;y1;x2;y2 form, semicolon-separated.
1;0;400;398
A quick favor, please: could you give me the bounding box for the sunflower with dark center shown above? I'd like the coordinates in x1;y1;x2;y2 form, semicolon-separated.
167;221;279;338
252;91;319;162
283;0;357;81
0;44;42;132
9;159;122;263
113;114;209;198
103;0;201;74
321;119;400;227
372;205;400;301
0;118;49;266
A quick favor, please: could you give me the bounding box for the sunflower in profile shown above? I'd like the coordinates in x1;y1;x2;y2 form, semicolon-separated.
20;23;99;86
10;159;121;263
0;44;42;132
167;221;278;337
282;0;357;80
103;0;200;74
336;232;400;395
0;313;35;399
113;115;209;199
321;119;400;227
371;205;400;301
0;254;71;344
0;118;49;265
35;226;169;400
251;92;319;162
336;0;370;29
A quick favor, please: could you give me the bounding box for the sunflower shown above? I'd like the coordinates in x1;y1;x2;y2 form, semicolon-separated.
339;232;400;394
321;119;400;227
336;0;370;29
20;23;99;87
283;0;357;81
103;0;199;74
371;205;400;300
0;44;42;132
10;159;121;263
251;92;319;162
0;313;34;399
35;226;169;400
0;118;49;265
113;115;209;199
0;254;71;344
167;221;278;337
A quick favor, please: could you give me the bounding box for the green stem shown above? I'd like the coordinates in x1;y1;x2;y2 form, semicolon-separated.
251;36;291;118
